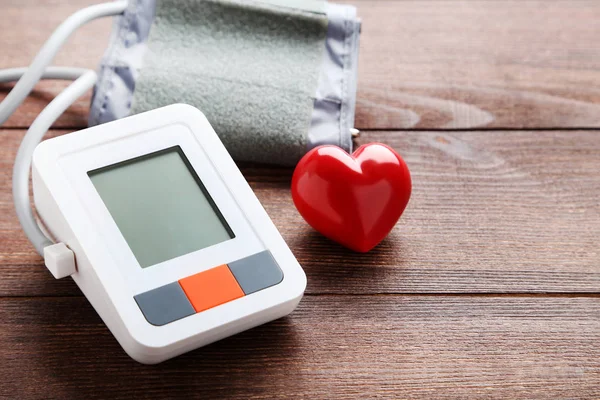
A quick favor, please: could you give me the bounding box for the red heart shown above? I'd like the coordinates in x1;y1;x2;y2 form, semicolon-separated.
291;143;411;252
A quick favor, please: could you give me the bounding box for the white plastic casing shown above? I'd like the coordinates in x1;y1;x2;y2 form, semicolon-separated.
43;242;76;279
32;104;306;364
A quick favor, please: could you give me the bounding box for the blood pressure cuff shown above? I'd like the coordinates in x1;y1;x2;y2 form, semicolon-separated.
89;0;361;165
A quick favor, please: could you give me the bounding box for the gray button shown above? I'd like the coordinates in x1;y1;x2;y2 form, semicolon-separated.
134;282;196;326
228;250;284;295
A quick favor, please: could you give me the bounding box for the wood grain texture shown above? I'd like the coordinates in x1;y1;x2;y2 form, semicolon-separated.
1;129;599;296
0;295;598;399
353;0;600;130
0;0;112;128
1;1;600;398
2;1;600;130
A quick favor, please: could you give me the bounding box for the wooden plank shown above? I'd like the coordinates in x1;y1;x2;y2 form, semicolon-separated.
2;1;600;130
0;295;598;399
0;0;112;128
1;129;599;296
353;0;600;130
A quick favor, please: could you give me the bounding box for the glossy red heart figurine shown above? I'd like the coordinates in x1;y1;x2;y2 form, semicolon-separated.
291;143;411;252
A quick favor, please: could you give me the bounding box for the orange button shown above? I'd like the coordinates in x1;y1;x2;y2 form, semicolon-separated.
179;265;244;312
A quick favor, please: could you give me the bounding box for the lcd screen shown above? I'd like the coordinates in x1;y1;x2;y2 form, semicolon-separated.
88;146;234;268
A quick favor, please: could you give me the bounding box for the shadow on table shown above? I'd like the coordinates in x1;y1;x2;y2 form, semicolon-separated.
293;228;409;293
29;298;304;398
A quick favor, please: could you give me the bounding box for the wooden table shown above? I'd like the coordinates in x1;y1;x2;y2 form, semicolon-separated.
1;1;599;398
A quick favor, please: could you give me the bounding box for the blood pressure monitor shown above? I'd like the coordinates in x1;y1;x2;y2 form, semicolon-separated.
32;104;306;364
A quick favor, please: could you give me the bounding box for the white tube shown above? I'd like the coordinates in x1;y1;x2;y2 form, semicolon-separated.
13;70;98;255
0;67;90;83
0;1;128;125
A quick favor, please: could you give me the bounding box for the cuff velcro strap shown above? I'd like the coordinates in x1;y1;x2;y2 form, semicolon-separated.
89;0;361;165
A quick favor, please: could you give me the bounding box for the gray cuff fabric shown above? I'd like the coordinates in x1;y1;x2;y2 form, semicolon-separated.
89;0;361;165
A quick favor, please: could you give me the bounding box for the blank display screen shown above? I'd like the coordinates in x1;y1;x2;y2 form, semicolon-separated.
88;146;234;268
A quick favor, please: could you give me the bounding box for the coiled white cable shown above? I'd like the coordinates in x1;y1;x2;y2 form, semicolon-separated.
12;70;98;255
0;67;91;84
0;1;128;125
0;1;128;255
